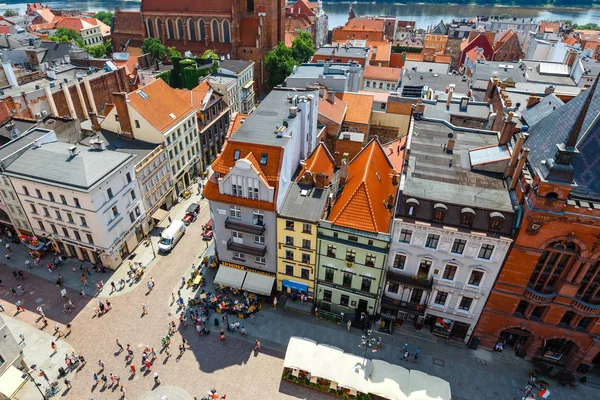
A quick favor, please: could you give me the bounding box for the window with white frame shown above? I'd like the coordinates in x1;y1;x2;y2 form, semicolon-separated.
458;296;474;312
230;205;241;218
442;264;458;280
468;270;484;286
425;233;440;249
478;244;494;260
392;253;406;270
254;235;265;244
399;229;412;244
233;252;245;261
255;256;266;264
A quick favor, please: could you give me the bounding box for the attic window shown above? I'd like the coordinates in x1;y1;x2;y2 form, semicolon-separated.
300;189;308;196
169;113;176;119
260;154;268;164
375;172;381;181
138;90;148;99
234;150;240;161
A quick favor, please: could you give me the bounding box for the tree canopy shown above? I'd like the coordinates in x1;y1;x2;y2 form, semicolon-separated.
166;46;182;61
48;27;85;49
3;9;18;17
93;11;113;27
142;38;167;70
265;42;298;89
291;31;315;64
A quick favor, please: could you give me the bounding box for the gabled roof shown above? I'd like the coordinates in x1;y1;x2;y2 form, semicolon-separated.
364;65;401;82
211;142;283;186
127;79;195;132
328;139;396;233
431;21;448;35
226;112;249;140
318;93;347;125
335;92;374;125
526;81;600;200
563;37;578;46
297;142;335;183
112;9;143;36
175;81;221;112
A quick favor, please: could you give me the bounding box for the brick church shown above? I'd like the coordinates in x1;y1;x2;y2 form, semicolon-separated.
112;0;286;92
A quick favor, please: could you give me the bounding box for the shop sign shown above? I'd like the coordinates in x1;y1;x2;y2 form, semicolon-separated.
221;260;276;277
217;209;226;215
318;281;377;299
380;312;397;320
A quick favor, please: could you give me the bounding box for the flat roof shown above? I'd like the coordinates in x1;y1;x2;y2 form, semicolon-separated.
230;89;318;147
79;130;158;160
523;61;576;86
314;46;369;59
422;100;490;121
404;120;513;211
279;182;330;222
472;61;527;84
400;69;470;97
218;59;254;74
286;63;356;80
0;128;52;164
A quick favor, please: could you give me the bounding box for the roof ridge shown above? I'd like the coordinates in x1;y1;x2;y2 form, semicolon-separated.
360;180;378;231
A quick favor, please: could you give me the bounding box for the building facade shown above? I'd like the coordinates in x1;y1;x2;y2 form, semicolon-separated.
215;60;256;114
5;141;144;269
205;89;318;296
276;143;334;301
139;0;286;93
315;139;398;326
473;81;600;374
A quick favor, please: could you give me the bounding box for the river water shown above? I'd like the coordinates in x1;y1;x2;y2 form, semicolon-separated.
0;0;596;30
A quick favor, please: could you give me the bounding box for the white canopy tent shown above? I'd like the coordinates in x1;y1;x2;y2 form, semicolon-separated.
213;266;246;289
283;337;317;372
369;360;411;400
311;344;346;384
408;370;452;400
242;272;275;296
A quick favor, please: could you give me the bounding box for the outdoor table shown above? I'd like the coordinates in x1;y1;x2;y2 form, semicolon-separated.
193;275;203;285
200;293;207;299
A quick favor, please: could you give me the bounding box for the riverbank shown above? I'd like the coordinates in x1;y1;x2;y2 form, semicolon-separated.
323;0;596;11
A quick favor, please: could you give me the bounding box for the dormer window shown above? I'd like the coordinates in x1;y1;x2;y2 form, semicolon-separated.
406;198;419;216
260;154;268;164
460;207;475;227
489;212;505;231
234;149;240;160
433;203;447;222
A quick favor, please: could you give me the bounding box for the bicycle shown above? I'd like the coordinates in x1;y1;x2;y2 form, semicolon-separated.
45;381;61;397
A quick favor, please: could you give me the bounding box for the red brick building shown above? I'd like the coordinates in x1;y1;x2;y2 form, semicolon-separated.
473;80;600;374
492;31;524;62
136;0;285;93
459;32;494;67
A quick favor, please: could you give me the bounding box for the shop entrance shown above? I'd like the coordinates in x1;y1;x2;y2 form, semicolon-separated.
450;322;470;340
538;338;577;368
119;243;129;260
357;299;368;313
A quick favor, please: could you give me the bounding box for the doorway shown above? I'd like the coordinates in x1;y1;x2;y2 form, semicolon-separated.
417;259;432;279
119;243;129;260
357;299;368;312
451;322;470;340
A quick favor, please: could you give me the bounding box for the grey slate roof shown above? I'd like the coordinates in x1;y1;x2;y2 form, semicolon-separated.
80;130;157;160
520;94;564;127
431;21;449;35
472;61;527;84
4;141;135;191
0;128;52;164
314;46;369;59
218;60;254;75
40;41;73;64
231;89;318;147
525;83;600;200
279;182;330;222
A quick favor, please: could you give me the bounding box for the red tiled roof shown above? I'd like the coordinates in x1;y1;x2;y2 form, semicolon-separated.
364;65;400;82
226;112;249;140
319;92;347;125
203;180;276;212
127;79;194;132
335;92;374;125
141;0;233;12
564;37;577;46
328;139;397;233
344;19;385;32
211;142;283;185
297;142;335;183
113;10;143;36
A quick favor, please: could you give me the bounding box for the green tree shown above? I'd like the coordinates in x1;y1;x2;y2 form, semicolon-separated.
291;31;315;64
87;44;107;58
48;27;85;48
93;11;113;27
265;42;298;89
3;9;18;17
142;38;167;70
104;39;113;57
166;46;182;61
202;50;219;60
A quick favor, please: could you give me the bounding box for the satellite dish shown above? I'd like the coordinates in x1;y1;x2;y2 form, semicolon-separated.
448;133;454;138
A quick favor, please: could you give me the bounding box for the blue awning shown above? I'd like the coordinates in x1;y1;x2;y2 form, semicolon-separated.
282;280;308;292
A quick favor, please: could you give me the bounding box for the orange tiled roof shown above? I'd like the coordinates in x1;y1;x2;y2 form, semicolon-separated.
564;37;578;46
113;47;142;75
318;92;347;125
344;19;385;32
405;53;424;62
203;180;276;212
335;92;374;125
297;142;335;183
383;136;407;172
435;54;451;63
113;10;143;36
285;32;297;47
369;41;391;62
240;18;259;46
127;79;195;132
211;142;283;185
36;8;55;23
540;21;560;34
364;65;401;82
285;14;313;33
328;139;397;233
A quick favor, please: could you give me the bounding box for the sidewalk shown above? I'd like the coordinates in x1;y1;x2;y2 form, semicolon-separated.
0;183;207;300
3;315;76;400
187;248;599;400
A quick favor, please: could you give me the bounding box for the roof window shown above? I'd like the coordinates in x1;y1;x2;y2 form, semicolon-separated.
260;154;268;164
234;150;240;161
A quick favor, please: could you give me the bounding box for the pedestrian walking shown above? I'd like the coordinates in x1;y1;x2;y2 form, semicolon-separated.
101;374;108;387
147;281;153;292
150;277;155;288
402;348;409;361
413;347;420;363
11;287;17;296
25;259;30;269
66;322;72;335
141;304;147;315
0;303;4;312
110;373;115;386
273;296;277;308
347;320;351;330
98;360;105;370
63;377;72;388
111;281;116;293
377;337;382;349
178;343;185;355
254;340;261;352
120;385;126;399
116;339;124;352
106;300;112;311
15;300;24;312
129;364;136;375
241;326;246;336
79;289;85;297
93;373;99;384
127;344;134;360
153;372;160;385
81;275;88;286
79;355;86;366
145;360;151;371
51;342;57;354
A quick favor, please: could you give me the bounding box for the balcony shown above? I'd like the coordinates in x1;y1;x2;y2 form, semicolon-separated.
571;298;600;316
227;239;266;257
224;217;265;235
524;287;556;304
381;296;426;315
386;270;433;289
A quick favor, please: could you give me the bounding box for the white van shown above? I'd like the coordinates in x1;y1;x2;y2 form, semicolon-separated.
158;220;186;253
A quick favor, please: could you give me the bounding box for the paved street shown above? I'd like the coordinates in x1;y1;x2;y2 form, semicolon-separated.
0;188;599;400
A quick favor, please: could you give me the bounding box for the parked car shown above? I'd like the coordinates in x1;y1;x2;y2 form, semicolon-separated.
202;219;213;241
182;203;200;225
158;220;186;253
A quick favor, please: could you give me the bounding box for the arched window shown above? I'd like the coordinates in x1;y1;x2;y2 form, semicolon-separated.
156;18;163;38
432;203;447;222
212;20;220;42
167;19;175;40
198;20;206;40
529;241;578;292
247;0;254;12
223;20;231;43
177;18;184;40
188;18;196;41
577;260;600;303
146;18;154;38
406;198;419;217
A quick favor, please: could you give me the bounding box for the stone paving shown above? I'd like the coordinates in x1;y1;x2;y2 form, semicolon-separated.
1;184;599;399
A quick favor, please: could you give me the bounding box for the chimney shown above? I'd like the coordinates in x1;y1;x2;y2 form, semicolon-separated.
505;131;526;177
446;87;453;109
386;194;395;210
544;85;555;94
338;157;349;187
526;92;539;108
90;138;106;151
112;92;133;138
289;106;298;117
68;145;78;157
327;90;335;104
88;111;101;132
498;111;517;145
315;172;329;189
510;147;530;190
564;49;577;66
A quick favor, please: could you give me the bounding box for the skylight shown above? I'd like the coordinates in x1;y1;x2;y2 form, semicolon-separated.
138;90;148;99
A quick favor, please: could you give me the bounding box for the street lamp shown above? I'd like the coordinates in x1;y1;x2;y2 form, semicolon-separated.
358;330;376;364
21;364;47;400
